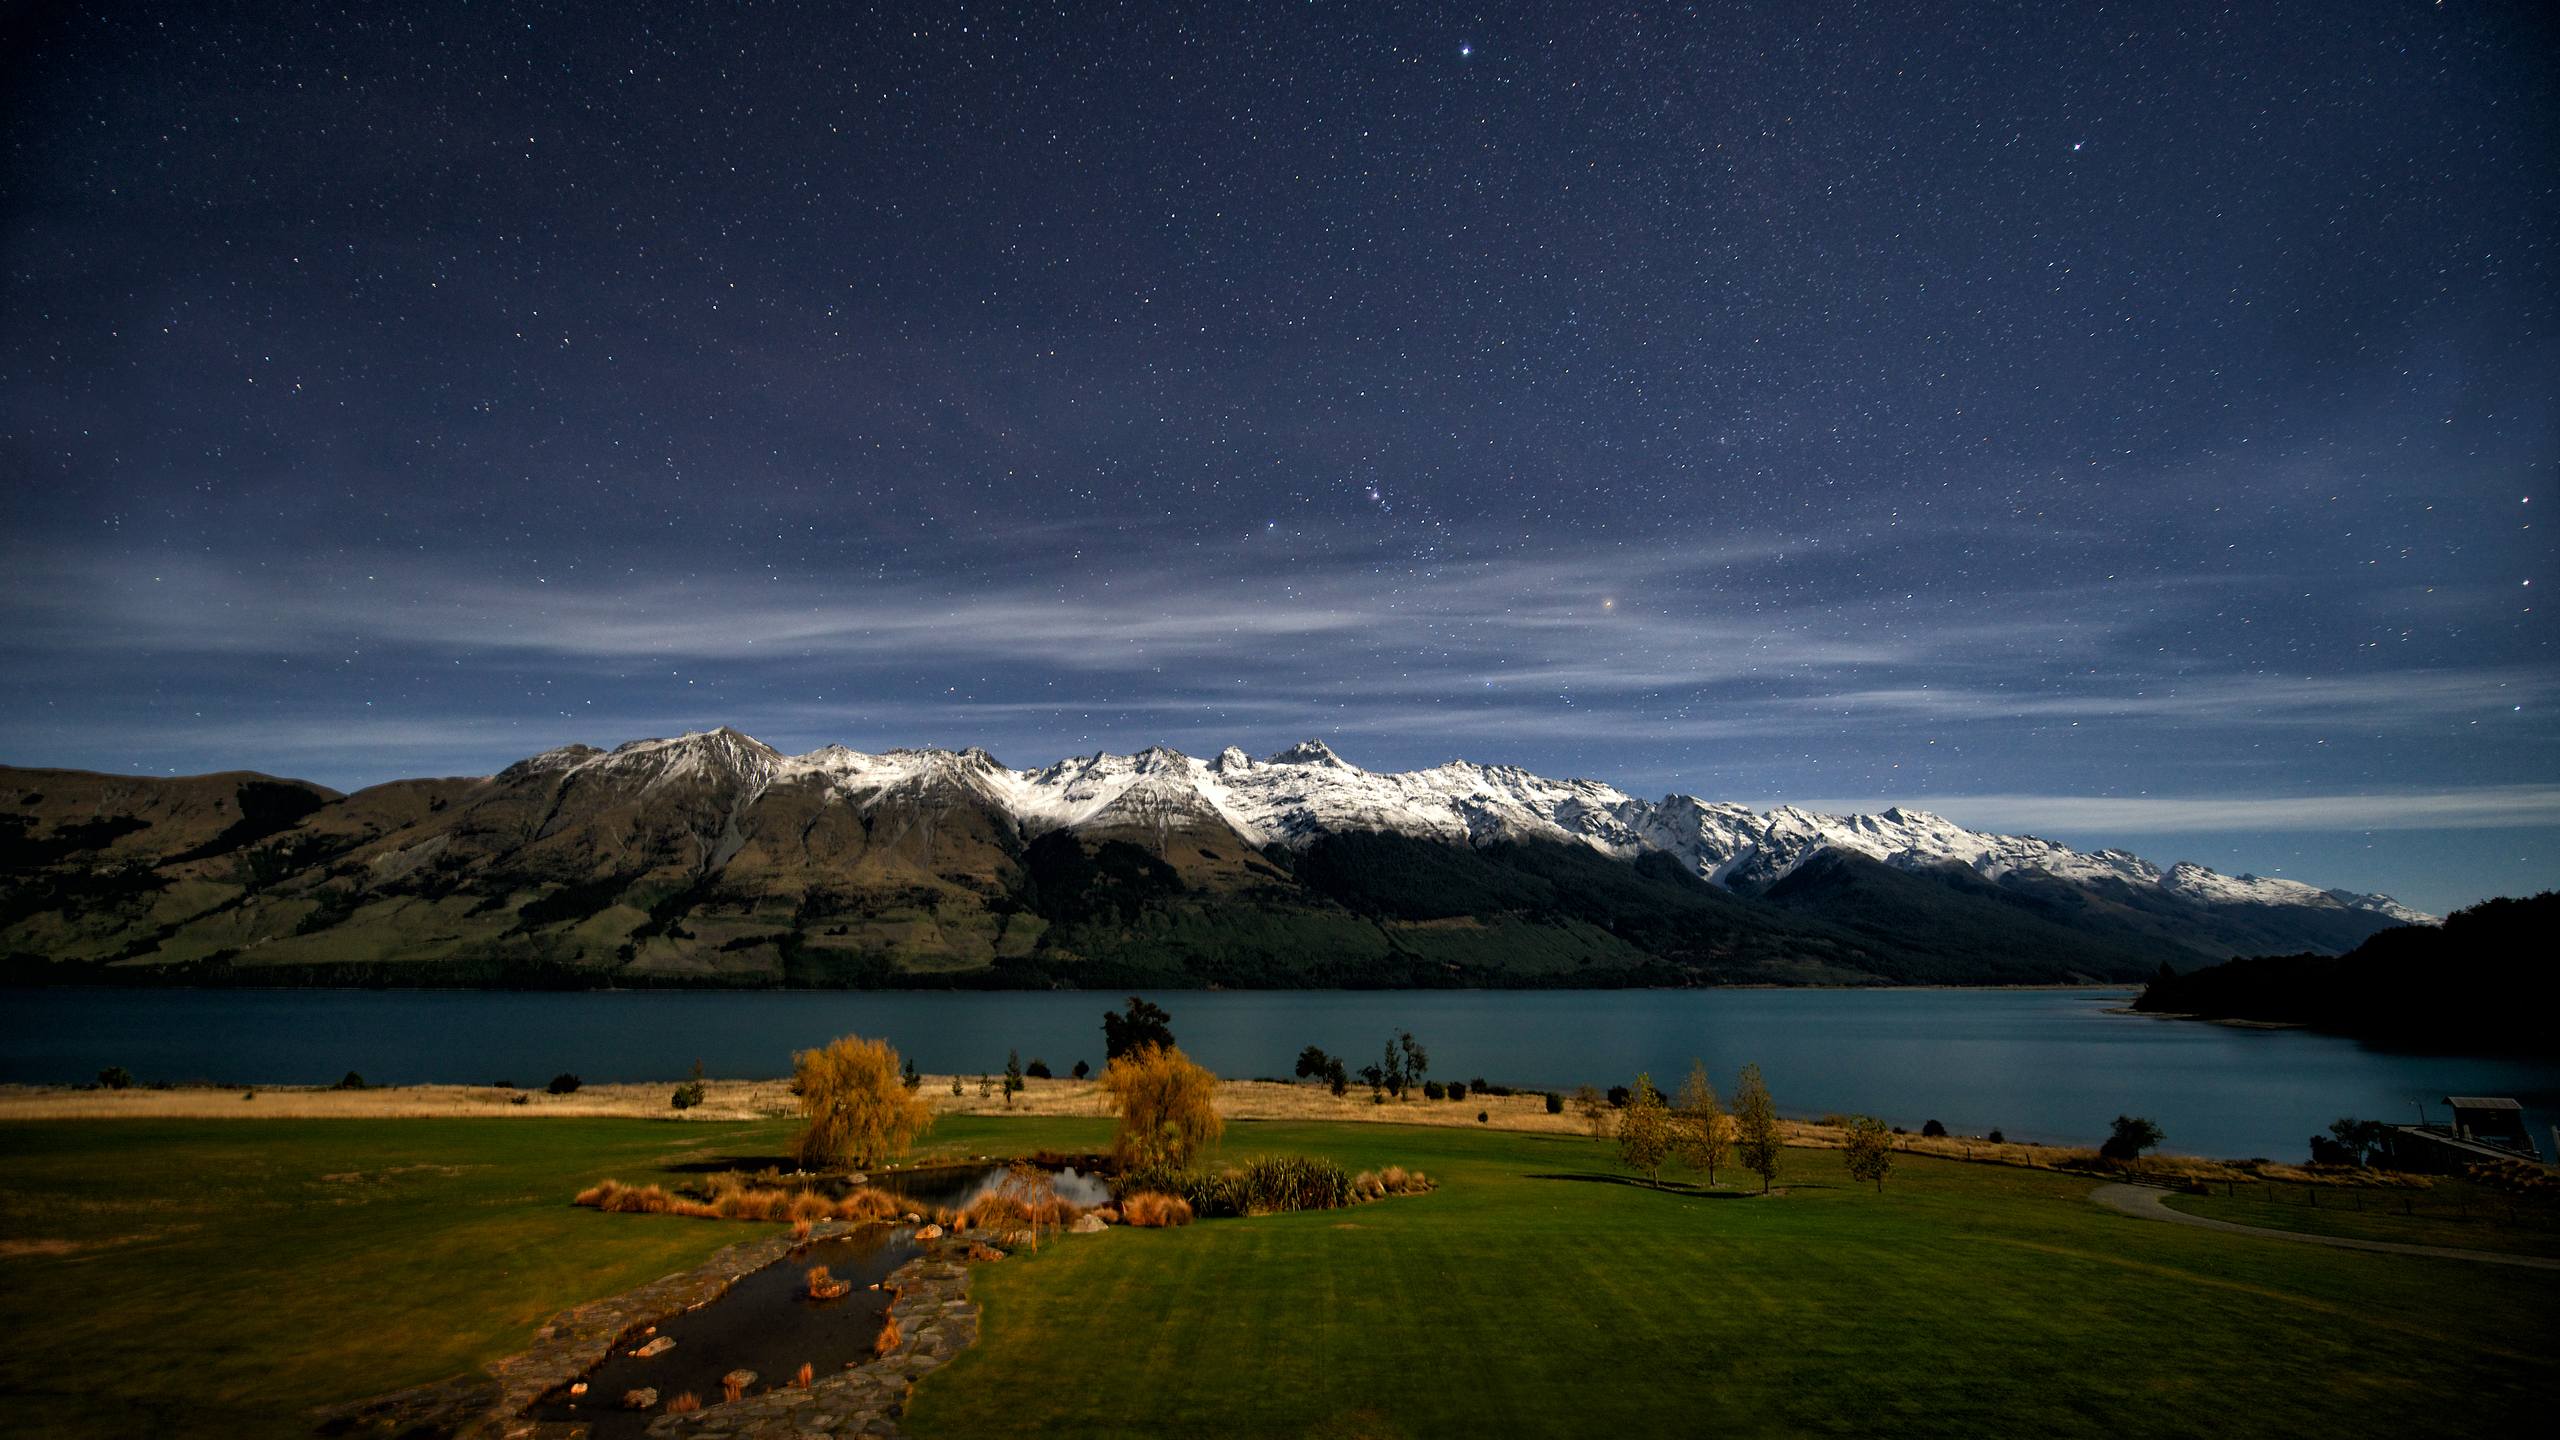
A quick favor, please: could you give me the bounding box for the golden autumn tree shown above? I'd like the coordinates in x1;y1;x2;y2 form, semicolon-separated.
1099;1041;1223;1169
1615;1072;1674;1188
1842;1114;1896;1194
791;1035;933;1169
1733;1062;1783;1194
1673;1059;1728;1187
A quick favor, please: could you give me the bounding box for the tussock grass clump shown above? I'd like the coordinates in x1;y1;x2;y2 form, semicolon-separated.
665;1393;701;1415
574;1176;913;1226
805;1265;851;1300
873;1308;903;1356
573;1179;678;1214
1120;1191;1194;1227
967;1162;1083;1245
1377;1165;1434;1195
792;1362;814;1389
834;1187;906;1224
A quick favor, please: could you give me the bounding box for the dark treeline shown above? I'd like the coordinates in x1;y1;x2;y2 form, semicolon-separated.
2132;891;2559;1056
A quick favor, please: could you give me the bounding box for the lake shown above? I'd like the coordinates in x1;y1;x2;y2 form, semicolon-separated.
5;987;2553;1163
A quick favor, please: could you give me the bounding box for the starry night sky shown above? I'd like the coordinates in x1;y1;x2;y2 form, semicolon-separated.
2;1;2553;914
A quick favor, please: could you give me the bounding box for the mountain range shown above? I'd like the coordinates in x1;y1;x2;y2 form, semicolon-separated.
0;729;2430;989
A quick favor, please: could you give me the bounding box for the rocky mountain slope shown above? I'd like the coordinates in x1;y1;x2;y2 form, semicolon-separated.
1;730;2430;988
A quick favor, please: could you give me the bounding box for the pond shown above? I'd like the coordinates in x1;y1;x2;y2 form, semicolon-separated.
6;987;2554;1161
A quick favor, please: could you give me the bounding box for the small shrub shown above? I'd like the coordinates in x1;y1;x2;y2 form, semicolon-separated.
1545;1091;1563;1115
1606;1085;1630;1109
1477;1110;1488;1124
510;1092;530;1106
1987;1128;2005;1144
547;1073;582;1095
97;1065;134;1090
1448;1081;1467;1101
671;1080;706;1110
1025;1058;1053;1079
1120;1191;1194;1227
1423;1080;1446;1101
334;1071;366;1091
1072;1059;1090;1079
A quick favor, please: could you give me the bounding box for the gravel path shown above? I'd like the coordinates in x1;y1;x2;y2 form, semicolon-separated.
2091;1182;2560;1271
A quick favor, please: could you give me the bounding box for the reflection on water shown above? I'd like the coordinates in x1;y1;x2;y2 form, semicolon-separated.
7;987;2555;1159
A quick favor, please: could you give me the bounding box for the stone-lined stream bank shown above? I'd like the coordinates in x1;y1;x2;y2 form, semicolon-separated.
313;1220;991;1440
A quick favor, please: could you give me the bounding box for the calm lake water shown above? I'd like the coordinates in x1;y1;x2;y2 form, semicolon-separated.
6;987;2554;1163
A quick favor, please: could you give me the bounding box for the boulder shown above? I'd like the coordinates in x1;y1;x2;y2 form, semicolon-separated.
1069;1213;1106;1234
629;1335;676;1358
913;1223;943;1240
723;1368;758;1390
622;1387;658;1410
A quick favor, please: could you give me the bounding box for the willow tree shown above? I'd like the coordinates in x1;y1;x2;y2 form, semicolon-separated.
1673;1059;1728;1187
791;1035;934;1169
1100;1042;1223;1169
1733;1062;1783;1193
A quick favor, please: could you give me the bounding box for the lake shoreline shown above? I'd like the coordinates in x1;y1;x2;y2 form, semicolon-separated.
8;986;2549;1162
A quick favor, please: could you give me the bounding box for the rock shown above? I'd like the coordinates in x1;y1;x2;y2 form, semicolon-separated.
903;1212;922;1223
630;1335;676;1358
1069;1213;1106;1234
723;1367;758;1391
623;1387;659;1409
913;1223;943;1240
569;1382;588;1397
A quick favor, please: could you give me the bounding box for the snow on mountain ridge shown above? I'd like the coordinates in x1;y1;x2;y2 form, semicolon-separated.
501;730;2436;923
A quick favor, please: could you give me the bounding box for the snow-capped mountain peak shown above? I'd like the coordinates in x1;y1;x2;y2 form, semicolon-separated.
1266;738;1350;768
493;728;2436;925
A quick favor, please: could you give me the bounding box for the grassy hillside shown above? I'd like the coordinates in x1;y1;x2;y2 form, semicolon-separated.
0;1114;2548;1438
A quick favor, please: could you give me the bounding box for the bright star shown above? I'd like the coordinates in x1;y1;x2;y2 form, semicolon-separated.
1459;44;1472;58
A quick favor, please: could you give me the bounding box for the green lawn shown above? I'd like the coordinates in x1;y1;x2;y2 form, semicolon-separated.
2162;1176;2560;1259
1;1117;2551;1439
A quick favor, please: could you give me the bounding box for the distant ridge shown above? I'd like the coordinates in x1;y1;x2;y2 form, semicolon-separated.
0;729;2429;989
